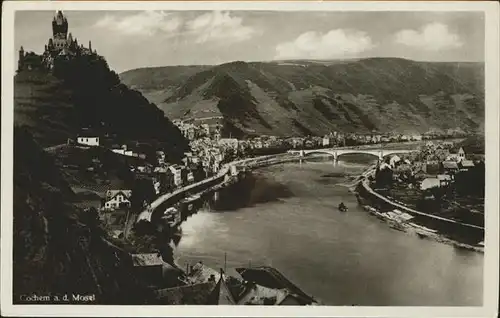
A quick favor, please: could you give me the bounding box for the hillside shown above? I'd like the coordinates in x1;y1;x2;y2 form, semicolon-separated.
120;58;485;138
15;54;189;161
13;127;153;304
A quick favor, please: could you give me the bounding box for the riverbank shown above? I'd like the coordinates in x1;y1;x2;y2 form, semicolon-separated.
353;166;484;253
175;160;483;306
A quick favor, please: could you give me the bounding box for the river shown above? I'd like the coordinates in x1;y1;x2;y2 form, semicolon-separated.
174;155;483;306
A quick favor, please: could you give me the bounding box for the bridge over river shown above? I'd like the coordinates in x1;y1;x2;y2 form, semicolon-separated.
288;148;414;161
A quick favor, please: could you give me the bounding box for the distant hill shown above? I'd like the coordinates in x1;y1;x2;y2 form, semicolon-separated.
120;58;485;138
15;53;190;161
13;127;152;304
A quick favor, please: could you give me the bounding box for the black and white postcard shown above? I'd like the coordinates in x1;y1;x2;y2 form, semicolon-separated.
1;1;499;317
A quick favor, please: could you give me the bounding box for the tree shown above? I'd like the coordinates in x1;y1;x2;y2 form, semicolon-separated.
132;219;156;237
158;173;171;194
81;207;100;228
192;164;205;181
375;167;393;189
130;178;156;212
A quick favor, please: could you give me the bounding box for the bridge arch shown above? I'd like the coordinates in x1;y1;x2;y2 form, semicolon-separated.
335;149;383;160
301;150;338;157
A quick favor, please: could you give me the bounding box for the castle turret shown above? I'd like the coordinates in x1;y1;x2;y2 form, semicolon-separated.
18;46;25;71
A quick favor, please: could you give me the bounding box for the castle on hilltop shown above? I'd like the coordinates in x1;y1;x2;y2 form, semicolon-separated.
18;11;97;72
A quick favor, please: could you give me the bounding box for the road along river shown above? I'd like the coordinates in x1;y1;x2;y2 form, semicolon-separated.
174;155;483;306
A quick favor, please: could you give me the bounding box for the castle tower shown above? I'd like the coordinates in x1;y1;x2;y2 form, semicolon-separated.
52;11;68;38
51;11;69;52
18;46;25;71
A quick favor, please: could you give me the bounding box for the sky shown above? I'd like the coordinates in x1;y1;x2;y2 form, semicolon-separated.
14;10;484;73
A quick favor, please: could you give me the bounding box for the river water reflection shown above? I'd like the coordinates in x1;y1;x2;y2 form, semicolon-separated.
174;155;483;306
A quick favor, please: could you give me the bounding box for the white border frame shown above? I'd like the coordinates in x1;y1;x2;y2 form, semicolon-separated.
1;1;499;317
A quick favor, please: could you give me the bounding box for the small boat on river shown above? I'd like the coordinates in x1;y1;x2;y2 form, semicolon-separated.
338;202;348;212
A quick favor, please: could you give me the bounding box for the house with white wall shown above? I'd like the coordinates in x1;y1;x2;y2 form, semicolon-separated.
77;136;99;147
168;165;183;187
102;190;132;211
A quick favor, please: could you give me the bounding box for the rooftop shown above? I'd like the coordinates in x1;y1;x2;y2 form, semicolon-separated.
154;282;216;305
442;161;459;169
460;160;475;168
187;262;222;284
131;253;164;267
437;174;452;181
420;178;440;190
236;283;289;305
106;189;132;199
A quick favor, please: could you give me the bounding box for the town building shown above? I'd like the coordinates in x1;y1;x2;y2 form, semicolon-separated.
420;178;441;191
207;273;237;305
234;282;301;305
155;167;175;192
202;124;210;136
156;151;166;165
322;136;330;147
219;138;239;150
187;171;195;184
76;135;99;147
135;165;153;174
389;155;401;168
425;141;435;149
446;147;466;162
168;165;183;187
442;161;459;175
411;134;423;141
131;253;181;287
459;160;475;171
457;147;466;161
230;165;238;176
437;174;452;187
185;264;310;305
254;139;263;149
442;141;455;148
102;190;132;210
372;135;382;143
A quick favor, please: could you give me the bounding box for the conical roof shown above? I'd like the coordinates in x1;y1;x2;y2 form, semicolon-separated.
207;270;236;305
